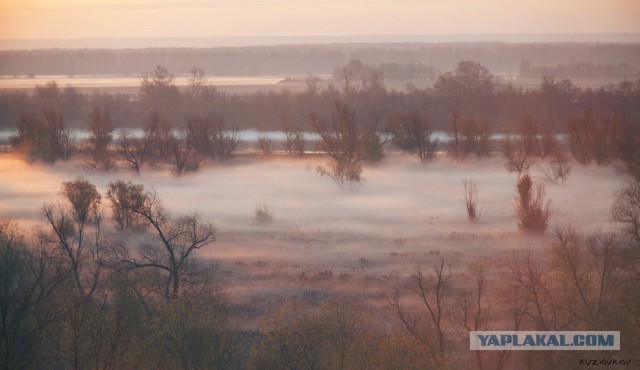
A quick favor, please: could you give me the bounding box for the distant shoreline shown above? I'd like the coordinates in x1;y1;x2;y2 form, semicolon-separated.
2;33;640;50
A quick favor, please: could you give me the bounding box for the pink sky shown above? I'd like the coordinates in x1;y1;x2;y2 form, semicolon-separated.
1;0;639;41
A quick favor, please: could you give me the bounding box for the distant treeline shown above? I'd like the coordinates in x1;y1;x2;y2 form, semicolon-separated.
519;60;640;80
1;42;640;76
1;61;639;136
333;59;439;81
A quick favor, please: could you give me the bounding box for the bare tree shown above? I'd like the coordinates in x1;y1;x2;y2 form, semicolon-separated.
0;220;64;370
610;113;640;180
105;180;147;231
212;122;239;160
361;120;388;163
305;73;320;95
462;179;481;221
41;178;103;298
11;110;72;164
106;184;217;301
188;67;207;97
503;250;566;369
516;115;541;158
501;132;530;176
448;260;515;370
386;110;438;163
565;109;597;165
460;117;491;158
85;105;114;170
257;136;272;155
184;114;213;156
184;114;239;160
169;129;203;176
116;112;161;174
312;102;365;187
392;258;452;360
45;109;73;162
611;180;640;244
282;118;305;155
551;226;619;328
139;65;181;119
539;151;572;184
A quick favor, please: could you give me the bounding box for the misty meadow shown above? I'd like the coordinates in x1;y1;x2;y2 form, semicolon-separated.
0;39;640;370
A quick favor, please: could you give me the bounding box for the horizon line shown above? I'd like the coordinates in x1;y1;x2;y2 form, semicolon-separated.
2;33;640;51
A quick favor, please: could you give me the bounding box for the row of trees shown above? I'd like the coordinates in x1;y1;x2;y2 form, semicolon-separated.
10;98;638;188
6;63;638;170
10;105;240;175
2;61;639;136
496;109;640;180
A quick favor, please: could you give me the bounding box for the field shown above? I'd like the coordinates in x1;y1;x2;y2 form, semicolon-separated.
0;151;626;328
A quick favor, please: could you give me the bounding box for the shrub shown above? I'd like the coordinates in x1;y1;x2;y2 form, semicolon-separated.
316;160;363;188
312;102;365;187
257;136;272;155
462;179;481;221
255;204;273;223
514;174;552;232
540;151;572;184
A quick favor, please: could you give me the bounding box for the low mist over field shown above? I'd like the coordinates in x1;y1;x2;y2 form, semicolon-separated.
0;154;623;237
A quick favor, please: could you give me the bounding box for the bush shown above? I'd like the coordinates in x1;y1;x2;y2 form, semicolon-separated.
257;136;272;155
255;204;273;223
539;151;572;184
462;179;481;221
514;174;552;232
316;160;363;188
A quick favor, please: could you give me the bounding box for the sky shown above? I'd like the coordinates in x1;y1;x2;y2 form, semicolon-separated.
1;0;640;42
